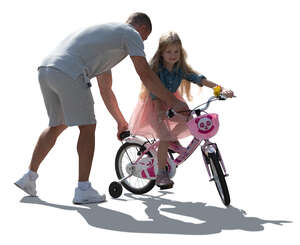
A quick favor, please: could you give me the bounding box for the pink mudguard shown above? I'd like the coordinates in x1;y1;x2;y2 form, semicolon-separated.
187;113;219;140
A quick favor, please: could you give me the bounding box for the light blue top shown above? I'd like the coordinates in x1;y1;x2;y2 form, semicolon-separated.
39;23;145;86
150;64;206;100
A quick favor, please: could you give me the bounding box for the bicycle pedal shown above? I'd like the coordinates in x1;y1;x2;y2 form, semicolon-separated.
158;183;174;190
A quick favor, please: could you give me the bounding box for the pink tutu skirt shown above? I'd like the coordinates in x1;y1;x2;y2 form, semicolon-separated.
128;91;192;141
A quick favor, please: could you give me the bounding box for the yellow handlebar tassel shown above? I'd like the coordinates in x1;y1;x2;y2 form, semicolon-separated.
213;85;222;96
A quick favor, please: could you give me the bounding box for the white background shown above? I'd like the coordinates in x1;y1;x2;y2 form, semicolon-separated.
1;0;299;244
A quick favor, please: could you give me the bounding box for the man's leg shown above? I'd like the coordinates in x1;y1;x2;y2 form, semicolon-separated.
29;124;67;172
73;123;106;204
77;124;96;181
15;124;67;196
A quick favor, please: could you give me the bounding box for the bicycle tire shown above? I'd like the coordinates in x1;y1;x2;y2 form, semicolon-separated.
208;152;230;206
115;142;155;194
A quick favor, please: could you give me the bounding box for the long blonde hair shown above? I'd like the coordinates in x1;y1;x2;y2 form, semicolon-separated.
140;31;201;101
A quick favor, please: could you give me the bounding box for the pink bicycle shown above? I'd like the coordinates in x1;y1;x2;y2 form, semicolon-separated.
109;91;234;206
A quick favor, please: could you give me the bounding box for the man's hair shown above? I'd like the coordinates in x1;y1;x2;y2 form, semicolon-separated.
126;12;152;32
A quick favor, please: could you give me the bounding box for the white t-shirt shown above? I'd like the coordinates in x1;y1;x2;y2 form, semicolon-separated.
39;23;145;83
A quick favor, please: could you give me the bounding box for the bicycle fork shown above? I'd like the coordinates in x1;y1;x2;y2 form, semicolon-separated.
201;140;229;181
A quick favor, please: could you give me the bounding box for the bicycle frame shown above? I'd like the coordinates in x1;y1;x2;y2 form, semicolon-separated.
124;111;229;181
110;94;233;204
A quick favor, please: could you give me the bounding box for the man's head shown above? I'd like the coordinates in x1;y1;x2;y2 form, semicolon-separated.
126;12;152;41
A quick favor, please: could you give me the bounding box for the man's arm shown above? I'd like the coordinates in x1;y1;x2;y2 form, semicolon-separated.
96;71;128;138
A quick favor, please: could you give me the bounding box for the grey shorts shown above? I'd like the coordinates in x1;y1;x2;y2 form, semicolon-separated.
38;67;96;127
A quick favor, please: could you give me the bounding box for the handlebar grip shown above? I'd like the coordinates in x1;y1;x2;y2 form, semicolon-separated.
219;94;227;100
119;131;130;140
167;109;176;118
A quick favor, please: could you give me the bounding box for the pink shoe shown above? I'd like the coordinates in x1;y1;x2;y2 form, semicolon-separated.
155;171;174;189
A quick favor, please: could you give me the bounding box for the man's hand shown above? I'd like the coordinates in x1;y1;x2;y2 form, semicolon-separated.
117;122;129;141
172;99;189;114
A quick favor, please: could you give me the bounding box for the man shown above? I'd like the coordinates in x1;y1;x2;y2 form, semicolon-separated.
15;13;188;204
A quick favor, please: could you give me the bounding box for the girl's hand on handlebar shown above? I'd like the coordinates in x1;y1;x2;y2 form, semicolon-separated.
221;89;235;98
214;85;235;98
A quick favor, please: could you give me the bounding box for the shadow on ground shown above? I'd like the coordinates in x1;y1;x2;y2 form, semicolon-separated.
20;191;291;235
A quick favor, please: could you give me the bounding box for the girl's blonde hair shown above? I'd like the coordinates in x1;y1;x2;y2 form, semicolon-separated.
140;31;201;101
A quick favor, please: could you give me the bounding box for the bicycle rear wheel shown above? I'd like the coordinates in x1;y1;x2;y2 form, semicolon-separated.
115;142;155;194
208;152;230;206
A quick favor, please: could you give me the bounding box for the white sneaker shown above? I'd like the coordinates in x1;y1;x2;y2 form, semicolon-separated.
73;186;106;204
14;173;37;196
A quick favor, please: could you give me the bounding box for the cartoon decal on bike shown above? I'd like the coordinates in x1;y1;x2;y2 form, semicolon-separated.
109;87;234;206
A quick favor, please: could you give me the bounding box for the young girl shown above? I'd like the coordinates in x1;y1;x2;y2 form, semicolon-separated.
129;31;233;189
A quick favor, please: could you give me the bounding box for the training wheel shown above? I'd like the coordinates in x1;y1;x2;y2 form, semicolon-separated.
109;181;123;198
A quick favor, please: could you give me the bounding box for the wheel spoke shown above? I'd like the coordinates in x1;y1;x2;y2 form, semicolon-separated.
116;142;154;194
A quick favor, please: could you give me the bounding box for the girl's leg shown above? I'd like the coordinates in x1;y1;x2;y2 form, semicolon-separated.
152;100;174;188
156;140;174;188
29;124;67;172
157;140;169;170
170;112;192;136
168;113;192;148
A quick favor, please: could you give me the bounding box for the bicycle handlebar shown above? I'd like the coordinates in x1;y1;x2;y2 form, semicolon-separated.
167;93;235;119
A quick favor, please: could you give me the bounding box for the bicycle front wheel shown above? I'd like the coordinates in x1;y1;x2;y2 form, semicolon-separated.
208;152;230;206
115;142;155;195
